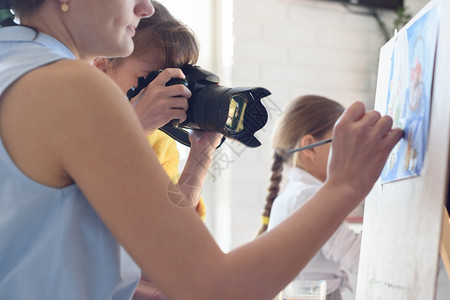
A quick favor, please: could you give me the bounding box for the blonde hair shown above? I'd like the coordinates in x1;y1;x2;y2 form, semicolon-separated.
257;95;344;235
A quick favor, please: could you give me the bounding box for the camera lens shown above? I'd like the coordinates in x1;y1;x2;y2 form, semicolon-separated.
225;93;248;134
127;64;271;148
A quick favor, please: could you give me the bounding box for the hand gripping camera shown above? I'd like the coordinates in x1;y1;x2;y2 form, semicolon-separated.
126;64;271;148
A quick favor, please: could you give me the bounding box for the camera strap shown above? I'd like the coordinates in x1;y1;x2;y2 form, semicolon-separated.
159;125;191;147
159;125;226;149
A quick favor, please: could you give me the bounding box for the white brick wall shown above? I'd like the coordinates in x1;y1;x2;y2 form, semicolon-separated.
202;0;430;271
228;0;383;249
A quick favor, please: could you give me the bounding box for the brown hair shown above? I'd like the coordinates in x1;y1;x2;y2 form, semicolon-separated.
257;95;345;235
3;0;44;16
109;0;199;69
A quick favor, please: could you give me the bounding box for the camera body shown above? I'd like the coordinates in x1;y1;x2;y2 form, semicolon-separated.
127;64;271;148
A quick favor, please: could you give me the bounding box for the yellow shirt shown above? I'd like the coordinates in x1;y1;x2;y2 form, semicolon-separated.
147;130;206;219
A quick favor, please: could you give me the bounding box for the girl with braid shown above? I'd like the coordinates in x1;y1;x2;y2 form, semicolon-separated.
259;95;361;300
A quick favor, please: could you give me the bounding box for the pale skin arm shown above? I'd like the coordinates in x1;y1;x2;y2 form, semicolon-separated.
175;131;223;207
0;61;403;300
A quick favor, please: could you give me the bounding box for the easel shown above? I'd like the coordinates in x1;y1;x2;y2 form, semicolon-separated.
355;0;450;298
441;206;450;279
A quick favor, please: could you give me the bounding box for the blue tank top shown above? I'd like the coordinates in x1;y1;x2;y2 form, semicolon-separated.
0;26;140;300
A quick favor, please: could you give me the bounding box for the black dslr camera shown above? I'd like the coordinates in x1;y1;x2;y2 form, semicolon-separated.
126;64;271;148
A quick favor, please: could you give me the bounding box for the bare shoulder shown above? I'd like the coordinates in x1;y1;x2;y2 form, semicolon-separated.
13;59;136;129
27;59;124;104
43;59;112;85
0;59;140;186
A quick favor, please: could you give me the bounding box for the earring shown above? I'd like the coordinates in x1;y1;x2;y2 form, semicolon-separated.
61;2;69;12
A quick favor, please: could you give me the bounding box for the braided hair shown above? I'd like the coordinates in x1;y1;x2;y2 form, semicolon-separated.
256;152;284;235
256;95;345;236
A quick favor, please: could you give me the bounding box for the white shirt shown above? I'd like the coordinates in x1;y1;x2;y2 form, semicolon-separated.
268;167;361;294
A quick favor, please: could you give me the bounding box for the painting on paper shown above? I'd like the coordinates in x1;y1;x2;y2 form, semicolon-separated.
381;7;438;183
